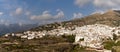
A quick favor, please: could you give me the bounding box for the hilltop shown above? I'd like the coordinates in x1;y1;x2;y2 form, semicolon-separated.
30;10;120;31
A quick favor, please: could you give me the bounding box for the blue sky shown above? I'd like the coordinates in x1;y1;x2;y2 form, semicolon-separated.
0;0;120;25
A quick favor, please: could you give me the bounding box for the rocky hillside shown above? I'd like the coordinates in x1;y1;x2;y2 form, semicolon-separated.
30;10;120;31
1;10;120;52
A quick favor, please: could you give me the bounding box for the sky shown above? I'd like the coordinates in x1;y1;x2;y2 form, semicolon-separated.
0;0;120;26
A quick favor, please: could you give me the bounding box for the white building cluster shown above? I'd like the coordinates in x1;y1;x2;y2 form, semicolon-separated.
4;24;120;49
4;26;74;40
74;24;120;49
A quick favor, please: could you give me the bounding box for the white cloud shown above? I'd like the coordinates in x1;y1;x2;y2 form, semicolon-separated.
25;11;31;16
15;8;23;15
0;19;10;26
93;0;120;9
75;0;91;7
0;19;4;23
0;12;3;16
30;9;64;20
30;11;52;20
10;7;23;16
55;9;64;18
73;13;83;19
75;0;120;10
91;10;105;14
18;22;23;26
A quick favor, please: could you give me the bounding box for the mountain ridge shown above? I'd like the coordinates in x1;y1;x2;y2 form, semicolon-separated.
29;10;120;32
0;24;38;35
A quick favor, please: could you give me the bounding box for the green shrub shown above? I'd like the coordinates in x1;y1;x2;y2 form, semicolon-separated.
103;41;115;50
113;33;118;41
62;35;75;43
115;41;120;46
112;46;120;52
72;44;85;52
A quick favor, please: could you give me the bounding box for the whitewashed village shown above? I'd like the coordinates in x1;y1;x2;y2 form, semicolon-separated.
4;24;120;52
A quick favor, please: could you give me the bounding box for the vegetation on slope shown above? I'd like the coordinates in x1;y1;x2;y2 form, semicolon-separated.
30;10;120;32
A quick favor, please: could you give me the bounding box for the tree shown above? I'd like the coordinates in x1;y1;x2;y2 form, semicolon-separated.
113;33;117;41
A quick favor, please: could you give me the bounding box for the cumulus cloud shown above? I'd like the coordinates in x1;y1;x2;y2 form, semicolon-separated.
18;22;23;26
75;0;91;7
91;10;105;14
0;19;10;26
93;0;120;9
30;11;52;20
0;12;3;16
55;9;64;18
25;11;31;16
16;8;23;15
75;0;120;10
73;13;83;19
30;9;64;20
10;7;23;16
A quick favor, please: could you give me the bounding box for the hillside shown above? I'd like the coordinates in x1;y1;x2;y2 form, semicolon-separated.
30;10;120;31
1;10;120;52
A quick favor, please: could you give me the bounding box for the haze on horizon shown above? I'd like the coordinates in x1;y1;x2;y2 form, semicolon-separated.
0;0;120;26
